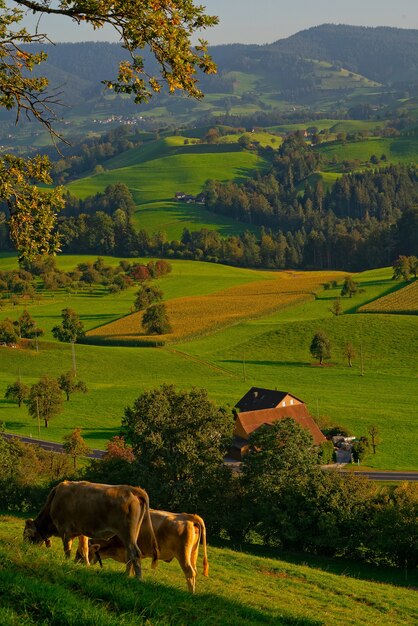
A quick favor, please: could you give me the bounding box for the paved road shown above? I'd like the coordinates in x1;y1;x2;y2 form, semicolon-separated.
351;471;418;481
1;432;105;459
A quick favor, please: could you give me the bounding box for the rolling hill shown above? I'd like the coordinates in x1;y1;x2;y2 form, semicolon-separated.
0;256;417;471
67;136;269;238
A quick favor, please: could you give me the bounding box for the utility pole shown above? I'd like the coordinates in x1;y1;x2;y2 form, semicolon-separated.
71;340;76;376
35;397;40;436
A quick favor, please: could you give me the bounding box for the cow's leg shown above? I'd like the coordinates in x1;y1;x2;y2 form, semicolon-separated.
62;535;74;560
77;535;90;566
180;557;196;593
126;542;142;579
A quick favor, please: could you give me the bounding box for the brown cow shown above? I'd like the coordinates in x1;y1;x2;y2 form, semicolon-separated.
23;480;158;579
79;510;209;593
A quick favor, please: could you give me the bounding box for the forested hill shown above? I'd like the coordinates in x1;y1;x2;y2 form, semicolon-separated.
270;24;418;84
29;24;418;87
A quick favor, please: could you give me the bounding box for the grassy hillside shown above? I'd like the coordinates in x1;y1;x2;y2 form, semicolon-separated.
67;137;268;239
0;257;417;470
317;136;418;166
1;515;417;626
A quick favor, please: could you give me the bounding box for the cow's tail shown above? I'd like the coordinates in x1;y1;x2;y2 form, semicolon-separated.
136;488;159;569
193;515;209;577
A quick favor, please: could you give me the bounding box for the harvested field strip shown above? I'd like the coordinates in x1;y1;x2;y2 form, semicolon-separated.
359;280;418;314
86;271;343;345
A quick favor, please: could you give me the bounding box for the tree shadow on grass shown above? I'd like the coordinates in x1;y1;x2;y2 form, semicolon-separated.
211;538;418;589
81;428;119;442
221;359;308;368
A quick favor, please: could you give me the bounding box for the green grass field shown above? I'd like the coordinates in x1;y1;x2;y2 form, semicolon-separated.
0;257;417;470
0;515;416;626
317;136;418;165
67;136;268;239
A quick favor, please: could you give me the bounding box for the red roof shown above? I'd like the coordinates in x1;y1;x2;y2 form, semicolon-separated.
235;405;325;445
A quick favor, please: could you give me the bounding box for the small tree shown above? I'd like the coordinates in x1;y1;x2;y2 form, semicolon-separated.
310;331;331;365
57;371;88;401
52;308;85;343
134;284;163;311
0;319;19;344
343;342;356;367
142;303;172;335
352;436;370;463
367;425;380;454
392;255;411;281
341;276;358;298
52;308;85;374
329;298;342;316
14;310;44;339
27;376;63;428
5;380;30;407
63;428;90;470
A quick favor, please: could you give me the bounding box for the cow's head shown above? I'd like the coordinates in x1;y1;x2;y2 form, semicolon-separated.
23;519;51;547
88;544;103;567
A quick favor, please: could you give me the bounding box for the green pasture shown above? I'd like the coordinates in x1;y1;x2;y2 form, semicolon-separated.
1;516;416;626
67;137;267;238
0;258;417;470
318;136;418;165
267;119;383;134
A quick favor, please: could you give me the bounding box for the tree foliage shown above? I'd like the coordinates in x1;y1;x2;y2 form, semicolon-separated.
57;371;87;401
134;283;163;311
52;308;85;343
121;384;232;513
63;427;90;469
5;380;29;407
310;331;331;365
142;302;172;334
27;376;63;428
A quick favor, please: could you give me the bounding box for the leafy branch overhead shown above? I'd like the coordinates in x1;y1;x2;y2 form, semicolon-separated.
1;0;218;262
4;0;218;115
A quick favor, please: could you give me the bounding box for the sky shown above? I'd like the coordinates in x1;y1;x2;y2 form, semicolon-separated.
15;0;418;45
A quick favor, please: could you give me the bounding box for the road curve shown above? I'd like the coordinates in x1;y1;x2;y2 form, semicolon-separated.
1;432;105;459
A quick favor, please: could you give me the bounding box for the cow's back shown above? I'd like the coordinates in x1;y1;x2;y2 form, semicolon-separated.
50;481;147;538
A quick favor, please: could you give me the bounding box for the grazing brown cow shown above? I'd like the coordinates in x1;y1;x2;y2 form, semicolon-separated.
23;480;158;579
80;510;209;593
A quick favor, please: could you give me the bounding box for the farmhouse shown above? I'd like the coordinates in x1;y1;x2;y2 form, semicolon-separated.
230;387;325;460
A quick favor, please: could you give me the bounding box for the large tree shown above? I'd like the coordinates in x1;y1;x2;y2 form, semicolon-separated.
0;0;217;261
121;384;232;512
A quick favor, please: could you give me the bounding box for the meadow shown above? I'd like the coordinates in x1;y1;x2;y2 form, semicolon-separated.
0;515;417;626
67;136;268;239
0;256;417;470
317;136;418;166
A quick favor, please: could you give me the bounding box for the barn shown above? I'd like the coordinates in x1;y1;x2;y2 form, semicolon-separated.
229;387;325;460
